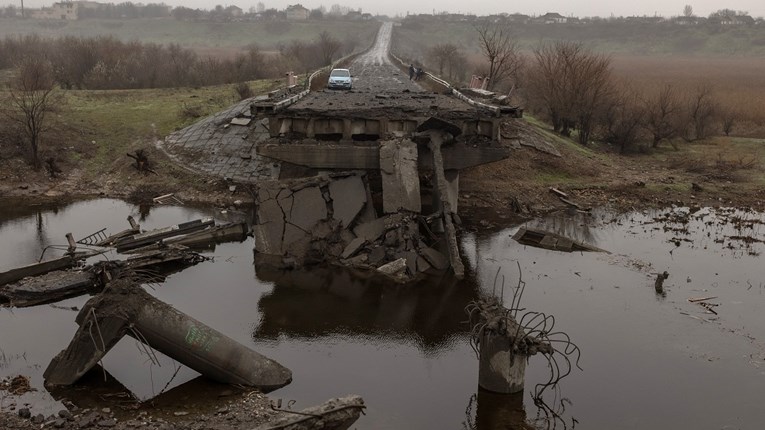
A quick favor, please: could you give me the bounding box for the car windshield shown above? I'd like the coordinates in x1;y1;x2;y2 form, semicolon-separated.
330;69;350;78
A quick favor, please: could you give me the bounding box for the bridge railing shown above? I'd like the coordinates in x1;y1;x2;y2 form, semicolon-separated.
388;51;501;117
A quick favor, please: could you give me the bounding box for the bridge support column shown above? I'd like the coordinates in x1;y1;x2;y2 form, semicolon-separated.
44;281;292;392
380;139;421;214
427;132;465;279
342;119;352;141
478;329;527;393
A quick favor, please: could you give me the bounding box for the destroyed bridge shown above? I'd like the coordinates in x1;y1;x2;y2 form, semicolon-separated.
162;22;522;282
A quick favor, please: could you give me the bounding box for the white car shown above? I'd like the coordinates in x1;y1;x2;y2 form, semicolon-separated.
327;68;352;90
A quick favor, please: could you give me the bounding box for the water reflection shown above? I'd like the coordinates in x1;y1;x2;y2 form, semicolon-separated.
523;209;600;247
3;200;765;430
255;265;477;350
463;389;529;430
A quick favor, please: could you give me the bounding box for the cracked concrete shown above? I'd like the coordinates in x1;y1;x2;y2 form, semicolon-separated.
252;173;452;282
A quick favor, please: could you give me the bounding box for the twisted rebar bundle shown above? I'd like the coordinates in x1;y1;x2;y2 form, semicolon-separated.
465;263;582;429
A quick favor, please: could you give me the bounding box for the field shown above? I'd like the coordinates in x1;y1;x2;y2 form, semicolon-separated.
0;77;282;199
391;21;765;139
392;20;765;56
610;55;765;137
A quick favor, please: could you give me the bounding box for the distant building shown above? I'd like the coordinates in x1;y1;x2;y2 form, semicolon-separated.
507;13;531;24
285;4;309;20
226;6;243;17
346;10;362;20
31;1;103;20
539;12;567;24
673;16;703;25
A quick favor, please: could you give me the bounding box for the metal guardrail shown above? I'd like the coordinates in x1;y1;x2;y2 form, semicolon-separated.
388;51;502;116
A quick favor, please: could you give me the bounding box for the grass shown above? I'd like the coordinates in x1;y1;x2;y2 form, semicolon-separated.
35;78;281;180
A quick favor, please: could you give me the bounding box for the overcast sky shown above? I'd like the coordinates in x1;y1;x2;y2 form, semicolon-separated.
9;1;765;18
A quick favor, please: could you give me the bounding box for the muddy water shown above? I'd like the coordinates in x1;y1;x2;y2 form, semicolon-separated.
1;200;764;429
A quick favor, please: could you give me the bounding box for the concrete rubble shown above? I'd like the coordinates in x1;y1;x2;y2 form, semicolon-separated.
252;172;455;283
255;395;365;430
45;280;292;392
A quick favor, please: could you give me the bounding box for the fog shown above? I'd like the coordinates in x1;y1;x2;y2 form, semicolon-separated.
7;0;765;19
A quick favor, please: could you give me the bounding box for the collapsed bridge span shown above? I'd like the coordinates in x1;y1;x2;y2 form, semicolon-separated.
162;22;521;281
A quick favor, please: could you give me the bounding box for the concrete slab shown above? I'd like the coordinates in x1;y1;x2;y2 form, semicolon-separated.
328;175;367;228
353;218;387;242
254;199;285;254
380;139;421;214
231;117;252;126
290;186;327;231
420;247;448;271
342;237;366;259
377;258;407;276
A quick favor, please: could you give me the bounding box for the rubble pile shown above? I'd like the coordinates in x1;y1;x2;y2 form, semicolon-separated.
253;172;451;282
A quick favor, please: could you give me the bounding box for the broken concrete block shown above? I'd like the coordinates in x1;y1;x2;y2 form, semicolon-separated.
328;175;367;228
230;117;252;126
416;256;432;273
368;246;386;265
345;253;368;267
354;218;386;242
254;199;286;254
342;238;366;259
290;186;327;230
380;140;421;214
45;281;291;391
404;251;418;274
283;224;309;248
384;230;398;247
339;229;357;245
377;258;407;276
420;247;448;271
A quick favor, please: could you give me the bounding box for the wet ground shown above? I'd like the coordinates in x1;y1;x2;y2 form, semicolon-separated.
1;200;764;429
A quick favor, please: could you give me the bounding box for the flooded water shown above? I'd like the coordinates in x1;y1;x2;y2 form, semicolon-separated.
1;199;764;429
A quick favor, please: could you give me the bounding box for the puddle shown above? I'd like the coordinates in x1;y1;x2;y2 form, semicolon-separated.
1;200;764;428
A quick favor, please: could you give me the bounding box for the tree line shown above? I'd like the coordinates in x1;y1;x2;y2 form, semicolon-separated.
0;30;349;169
0;32;348;90
524;41;732;152
419;22;741;153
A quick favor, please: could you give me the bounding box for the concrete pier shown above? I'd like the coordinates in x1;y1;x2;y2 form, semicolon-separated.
469;297;552;394
45;281;292;392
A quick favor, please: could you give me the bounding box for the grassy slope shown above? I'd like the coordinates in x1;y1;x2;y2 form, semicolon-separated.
461;114;765;214
0;78;282;202
0;18;379;50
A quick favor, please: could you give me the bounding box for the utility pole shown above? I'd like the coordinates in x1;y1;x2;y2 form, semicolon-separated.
20;0;24;18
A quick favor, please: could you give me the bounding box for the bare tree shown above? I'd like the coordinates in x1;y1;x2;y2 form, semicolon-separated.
427;43;467;80
683;5;694;17
720;106;737;136
474;20;523;91
428;43;459;77
316;31;342;66
3;58;58;169
601;85;645;153
527;41;612;145
643;84;681;147
682;84;717;141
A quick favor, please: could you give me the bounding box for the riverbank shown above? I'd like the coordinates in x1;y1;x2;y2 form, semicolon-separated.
3;115;762;228
2;100;764;429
